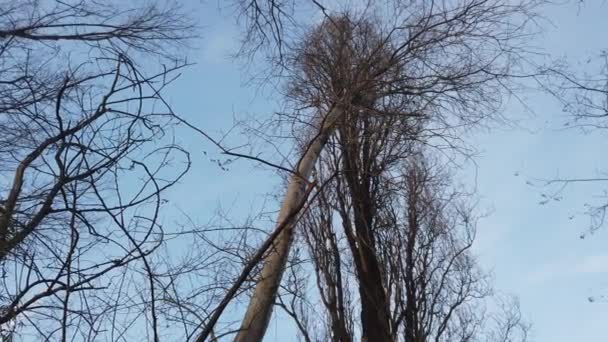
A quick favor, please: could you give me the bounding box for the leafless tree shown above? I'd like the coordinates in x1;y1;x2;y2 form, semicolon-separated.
227;1;541;340
295;151;529;342
299;182;355;342
382;159;486;341
0;1;197;340
536;49;608;234
0;1;539;341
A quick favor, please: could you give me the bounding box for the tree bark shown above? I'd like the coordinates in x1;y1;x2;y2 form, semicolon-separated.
345;176;393;342
235;106;342;342
336;120;393;342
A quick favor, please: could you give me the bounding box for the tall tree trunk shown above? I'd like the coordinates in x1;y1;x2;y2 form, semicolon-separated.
338;185;393;342
235;106;342;342
349;191;393;342
338;122;393;342
404;177;421;342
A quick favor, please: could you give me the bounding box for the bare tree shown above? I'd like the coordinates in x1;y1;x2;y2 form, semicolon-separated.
0;1;196;340
230;0;540;340
0;1;539;341
296;151;529;342
299;182;355;342
537;50;608;234
381;159;490;342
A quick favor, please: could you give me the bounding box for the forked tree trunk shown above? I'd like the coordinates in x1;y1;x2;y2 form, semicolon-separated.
235;106;342;342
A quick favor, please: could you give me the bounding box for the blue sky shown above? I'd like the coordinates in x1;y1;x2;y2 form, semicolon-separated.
161;1;608;340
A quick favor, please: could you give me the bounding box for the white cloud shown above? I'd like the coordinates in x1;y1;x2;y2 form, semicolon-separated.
201;25;238;64
527;254;608;285
472;222;510;257
576;254;608;274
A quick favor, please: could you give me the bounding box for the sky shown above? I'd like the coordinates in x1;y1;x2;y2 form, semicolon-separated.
161;1;608;341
